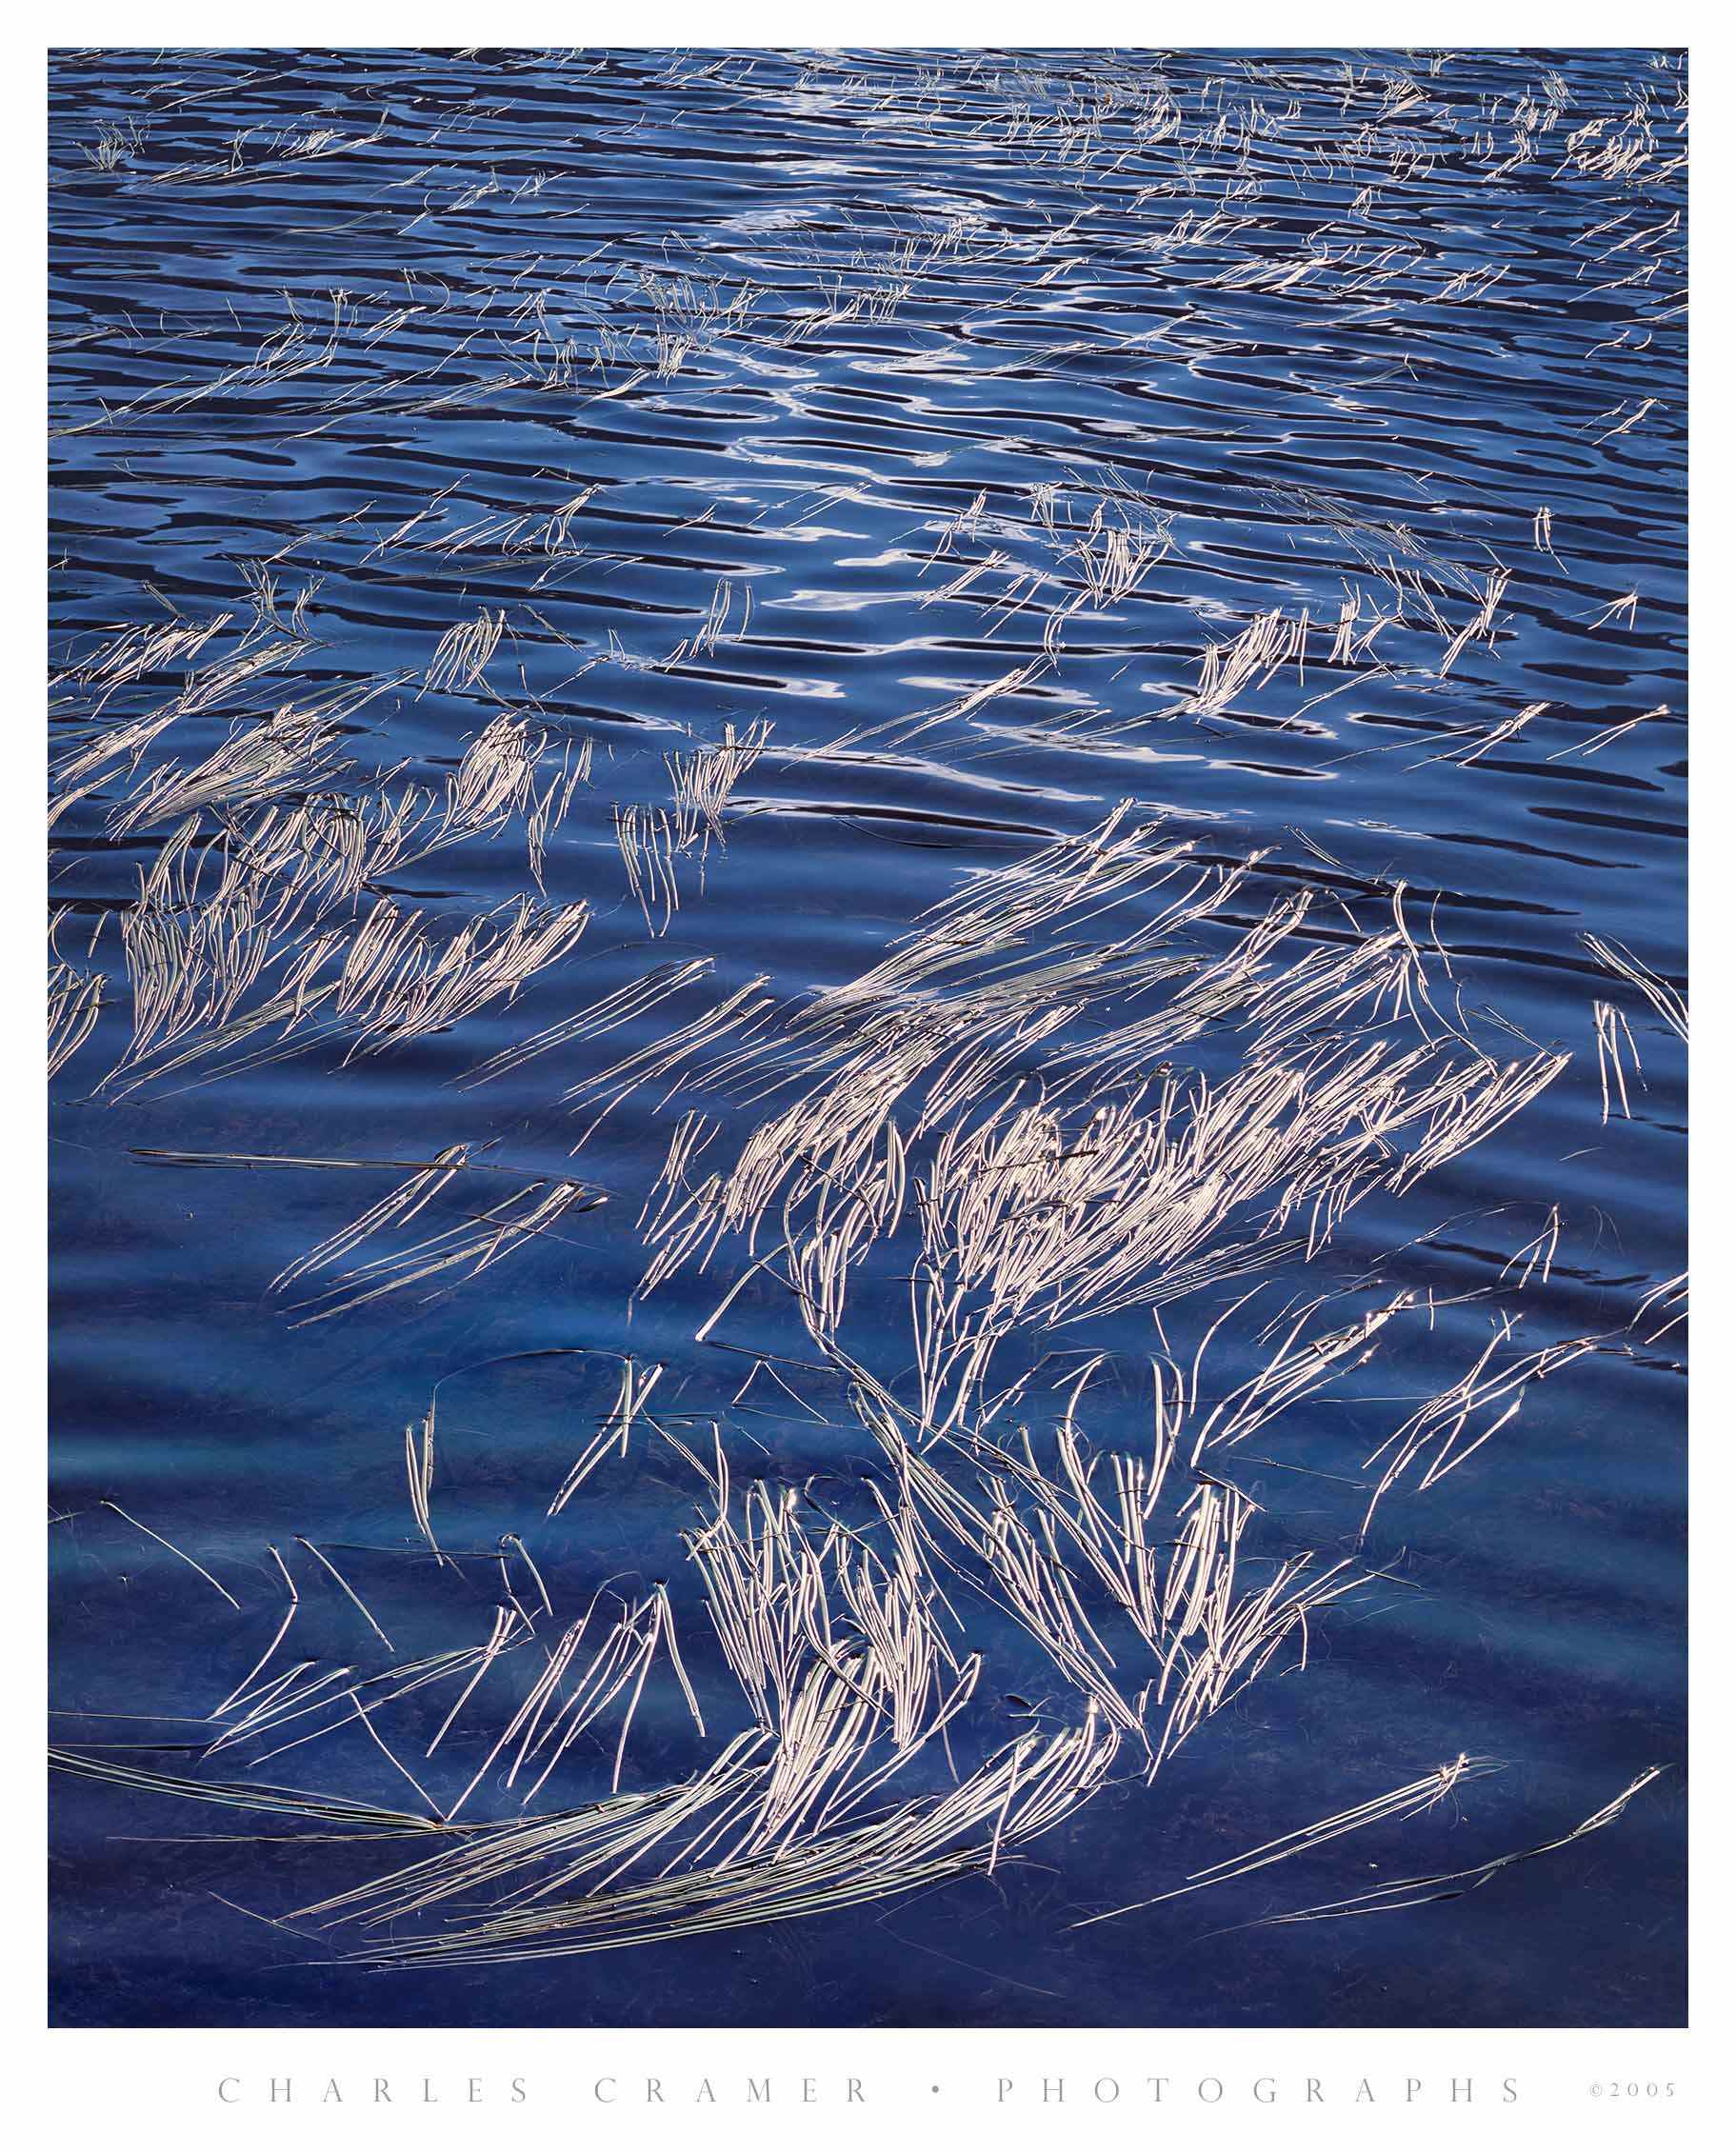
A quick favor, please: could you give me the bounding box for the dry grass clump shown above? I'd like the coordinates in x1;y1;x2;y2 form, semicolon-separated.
425;609;506;695
269;1146;606;1325
102;852;591;1097
48;927;105;1079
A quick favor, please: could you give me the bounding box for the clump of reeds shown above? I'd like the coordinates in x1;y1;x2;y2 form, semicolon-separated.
48;917;105;1079
82;116;146;171
665;720;770;844
424;609;506;695
269;1149;606;1325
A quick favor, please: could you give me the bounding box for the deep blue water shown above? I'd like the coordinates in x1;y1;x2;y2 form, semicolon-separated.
49;48;1686;2029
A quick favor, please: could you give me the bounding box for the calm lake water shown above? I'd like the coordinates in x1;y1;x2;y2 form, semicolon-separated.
49;47;1686;2029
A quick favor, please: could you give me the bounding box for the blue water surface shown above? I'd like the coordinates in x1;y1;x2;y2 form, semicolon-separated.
48;47;1686;2029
